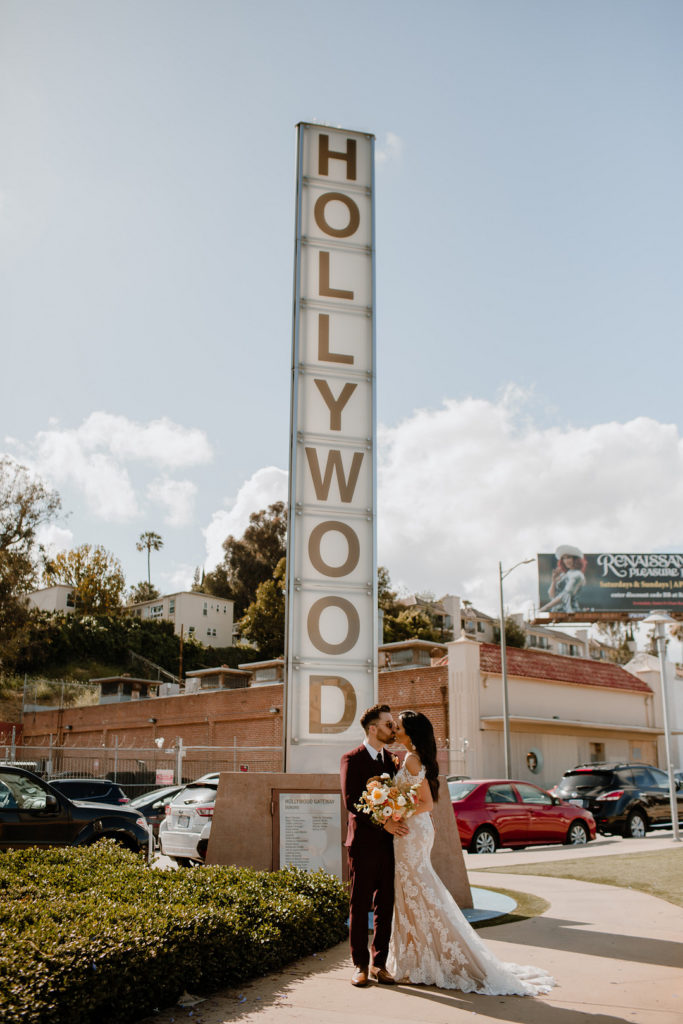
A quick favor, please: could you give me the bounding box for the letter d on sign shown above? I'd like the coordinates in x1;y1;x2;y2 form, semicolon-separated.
309;675;357;734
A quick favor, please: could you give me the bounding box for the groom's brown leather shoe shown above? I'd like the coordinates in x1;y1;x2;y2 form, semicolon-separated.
370;966;396;985
351;967;369;987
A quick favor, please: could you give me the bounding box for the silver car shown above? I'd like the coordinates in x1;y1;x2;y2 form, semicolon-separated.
158;780;217;865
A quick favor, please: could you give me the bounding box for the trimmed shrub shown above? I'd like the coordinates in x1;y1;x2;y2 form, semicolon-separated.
0;843;348;1024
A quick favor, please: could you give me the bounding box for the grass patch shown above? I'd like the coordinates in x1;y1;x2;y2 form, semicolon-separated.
471;886;550;929
477;848;683;908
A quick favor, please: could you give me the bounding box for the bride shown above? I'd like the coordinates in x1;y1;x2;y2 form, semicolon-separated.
386;710;556;995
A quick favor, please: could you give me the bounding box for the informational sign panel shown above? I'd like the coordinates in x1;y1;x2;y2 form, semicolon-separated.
286;123;377;773
538;550;683;614
277;792;342;878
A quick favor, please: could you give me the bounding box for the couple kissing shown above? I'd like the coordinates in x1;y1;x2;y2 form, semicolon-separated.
340;704;556;995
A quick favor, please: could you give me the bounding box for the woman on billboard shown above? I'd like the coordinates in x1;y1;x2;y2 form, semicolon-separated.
540;544;586;613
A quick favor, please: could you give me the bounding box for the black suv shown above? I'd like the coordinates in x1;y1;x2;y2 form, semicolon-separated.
48;778;131;805
0;766;149;852
553;762;683;838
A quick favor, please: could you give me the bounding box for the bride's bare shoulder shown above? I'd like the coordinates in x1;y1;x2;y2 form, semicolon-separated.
403;752;423;776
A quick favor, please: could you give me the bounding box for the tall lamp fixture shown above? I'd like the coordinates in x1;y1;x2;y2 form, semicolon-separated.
499;558;535;779
641;611;681;843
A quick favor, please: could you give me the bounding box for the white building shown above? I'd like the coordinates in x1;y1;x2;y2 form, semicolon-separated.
127;591;234;648
28;584;75;614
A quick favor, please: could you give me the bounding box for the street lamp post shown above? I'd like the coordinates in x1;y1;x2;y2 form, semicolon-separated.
642;611;681;843
498;558;535;779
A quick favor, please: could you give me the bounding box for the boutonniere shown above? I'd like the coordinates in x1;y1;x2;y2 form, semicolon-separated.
390;754;400;769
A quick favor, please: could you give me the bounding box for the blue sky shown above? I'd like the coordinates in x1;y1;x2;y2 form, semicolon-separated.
2;1;683;615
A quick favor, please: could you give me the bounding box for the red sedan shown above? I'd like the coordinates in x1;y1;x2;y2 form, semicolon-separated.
449;778;596;854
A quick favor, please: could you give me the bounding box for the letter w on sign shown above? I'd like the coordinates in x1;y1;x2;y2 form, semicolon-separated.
304;448;364;503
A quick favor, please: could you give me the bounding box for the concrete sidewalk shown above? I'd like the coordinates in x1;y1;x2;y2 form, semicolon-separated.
143;835;683;1024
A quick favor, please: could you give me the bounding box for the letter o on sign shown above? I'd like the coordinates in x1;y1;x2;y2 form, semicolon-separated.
307;596;360;655
314;192;360;238
308;521;360;578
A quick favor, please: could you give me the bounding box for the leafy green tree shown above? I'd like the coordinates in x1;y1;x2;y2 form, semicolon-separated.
378;565;399;613
136;531;164;586
238;557;286;659
128;581;160;604
492;616;527;649
595;621;637;665
0;457;61;667
204;502;287;617
382;606;442;644
44;544;126;616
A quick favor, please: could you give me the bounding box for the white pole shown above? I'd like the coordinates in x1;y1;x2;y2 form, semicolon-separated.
653;623;681;842
498;562;511;778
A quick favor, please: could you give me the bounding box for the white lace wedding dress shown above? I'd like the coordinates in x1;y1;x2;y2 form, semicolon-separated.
386;764;555;995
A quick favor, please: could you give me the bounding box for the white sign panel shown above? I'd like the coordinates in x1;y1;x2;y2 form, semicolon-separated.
278;792;342;878
286;123;377;773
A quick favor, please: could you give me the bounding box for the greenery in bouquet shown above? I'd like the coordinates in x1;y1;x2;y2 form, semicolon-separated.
355;772;420;825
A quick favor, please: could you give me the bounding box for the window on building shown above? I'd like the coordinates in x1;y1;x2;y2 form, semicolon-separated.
188;626;195;635
169;599;175;613
254;667;277;682
477;621;484;633
589;742;605;763
203;602;208;616
150;604;163;619
66;592;75;608
389;647;430;667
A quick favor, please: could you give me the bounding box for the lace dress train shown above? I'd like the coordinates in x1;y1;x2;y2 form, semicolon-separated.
386;768;555;995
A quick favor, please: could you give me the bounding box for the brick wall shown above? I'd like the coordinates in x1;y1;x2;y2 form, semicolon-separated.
21;665;449;758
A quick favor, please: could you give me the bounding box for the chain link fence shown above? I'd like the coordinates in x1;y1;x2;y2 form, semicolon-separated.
0;739;283;798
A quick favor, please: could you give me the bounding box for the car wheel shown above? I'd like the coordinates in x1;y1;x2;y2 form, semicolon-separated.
624;810;647;838
469;827;497;854
565;821;589;846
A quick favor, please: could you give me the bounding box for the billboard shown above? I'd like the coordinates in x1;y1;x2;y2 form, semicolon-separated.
538;546;683;614
285;124;376;773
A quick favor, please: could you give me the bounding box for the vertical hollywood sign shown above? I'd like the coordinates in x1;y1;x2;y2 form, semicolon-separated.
285;124;377;773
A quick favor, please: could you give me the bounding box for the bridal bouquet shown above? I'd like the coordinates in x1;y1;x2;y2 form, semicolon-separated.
355;772;420;826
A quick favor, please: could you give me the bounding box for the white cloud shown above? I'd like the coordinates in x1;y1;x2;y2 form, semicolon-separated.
35;523;74;556
147;477;197;527
378;389;683;611
161;563;196;594
203;466;288;569
9;412;213;524
376;131;404;165
200;391;683;614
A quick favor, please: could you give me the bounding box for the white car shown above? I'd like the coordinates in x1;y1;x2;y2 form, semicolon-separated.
159;779;217;865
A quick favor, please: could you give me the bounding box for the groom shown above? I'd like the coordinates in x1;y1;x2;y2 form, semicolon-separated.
340;703;409;988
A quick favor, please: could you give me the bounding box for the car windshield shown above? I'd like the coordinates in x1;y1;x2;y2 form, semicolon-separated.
448;781;477;802
172;785;217;806
556;771;613;792
131;787;176;807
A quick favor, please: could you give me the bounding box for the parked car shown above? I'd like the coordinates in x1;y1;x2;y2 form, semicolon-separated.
158;779;218;865
449;778;596;854
130;785;183;840
0;766;149;852
48;778;131;805
550;762;683;838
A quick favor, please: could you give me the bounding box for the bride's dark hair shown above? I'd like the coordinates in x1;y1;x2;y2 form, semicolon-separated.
399;710;440;801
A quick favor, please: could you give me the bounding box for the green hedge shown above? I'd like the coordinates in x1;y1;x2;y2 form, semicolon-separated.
0;843;348;1024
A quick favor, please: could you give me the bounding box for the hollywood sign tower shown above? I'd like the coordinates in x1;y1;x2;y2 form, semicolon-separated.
285;124;376;773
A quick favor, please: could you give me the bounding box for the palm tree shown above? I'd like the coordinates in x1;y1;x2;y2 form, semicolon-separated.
136;531;164;586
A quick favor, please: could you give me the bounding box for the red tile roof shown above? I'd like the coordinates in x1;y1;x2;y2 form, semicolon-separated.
478;644;652;694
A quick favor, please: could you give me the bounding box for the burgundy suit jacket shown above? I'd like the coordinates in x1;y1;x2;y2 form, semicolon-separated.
340;744;399;852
